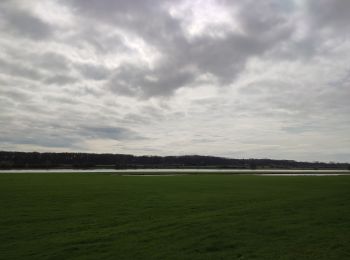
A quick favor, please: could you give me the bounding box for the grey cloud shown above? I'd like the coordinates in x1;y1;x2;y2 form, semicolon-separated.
0;3;52;40
281;125;318;134
71;0;294;97
122;113;151;124
108;64;195;97
238;74;350;124
270;0;350;61
239;80;291;95
71;26;131;55
66;0;166;21
0;121;81;149
81;126;143;140
0;118;144;149
37;52;70;72
44;75;77;85
0;58;44;81
0;135;78;149
5;48;71;73
77;63;111;81
308;0;350;31
0;49;74;84
66;0;196;97
0;47;72;86
43;95;76;105
0;88;31;102
235;1;293;34
0;0;349;162
241;81;313;117
188;33;291;84
0;45;75;85
318;84;350;115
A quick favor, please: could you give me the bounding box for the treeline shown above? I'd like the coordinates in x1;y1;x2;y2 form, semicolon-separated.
0;151;349;170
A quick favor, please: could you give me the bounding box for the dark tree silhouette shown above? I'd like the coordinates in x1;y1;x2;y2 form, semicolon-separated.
0;151;349;170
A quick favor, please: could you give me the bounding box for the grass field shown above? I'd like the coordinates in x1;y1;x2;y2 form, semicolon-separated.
0;173;350;259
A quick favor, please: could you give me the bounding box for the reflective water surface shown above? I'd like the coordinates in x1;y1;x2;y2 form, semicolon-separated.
0;169;349;175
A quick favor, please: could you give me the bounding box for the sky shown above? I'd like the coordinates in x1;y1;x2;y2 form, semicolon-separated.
0;0;349;162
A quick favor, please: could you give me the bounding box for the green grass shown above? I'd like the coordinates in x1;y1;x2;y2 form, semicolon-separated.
0;174;350;259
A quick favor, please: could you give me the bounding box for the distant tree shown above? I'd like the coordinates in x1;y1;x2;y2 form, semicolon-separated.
249;162;257;170
0;151;348;170
0;161;13;169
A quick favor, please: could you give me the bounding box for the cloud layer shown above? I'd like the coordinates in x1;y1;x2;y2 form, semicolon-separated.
0;0;349;162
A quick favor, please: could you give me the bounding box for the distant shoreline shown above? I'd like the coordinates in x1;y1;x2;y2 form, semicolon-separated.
1;169;350;175
1;151;349;171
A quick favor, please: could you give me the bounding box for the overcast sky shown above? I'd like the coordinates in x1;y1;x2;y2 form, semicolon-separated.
0;0;349;162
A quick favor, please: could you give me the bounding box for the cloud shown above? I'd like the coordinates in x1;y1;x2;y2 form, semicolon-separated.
44;75;77;85
77;63;110;81
36;52;70;72
108;64;196;97
81;126;144;141
0;2;53;40
307;0;350;31
65;0;295;97
0;58;44;81
0;0;349;162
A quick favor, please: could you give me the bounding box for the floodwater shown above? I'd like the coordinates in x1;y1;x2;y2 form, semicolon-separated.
0;168;349;176
257;173;349;176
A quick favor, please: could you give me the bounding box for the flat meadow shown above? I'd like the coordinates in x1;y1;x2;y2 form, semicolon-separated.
0;173;349;259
